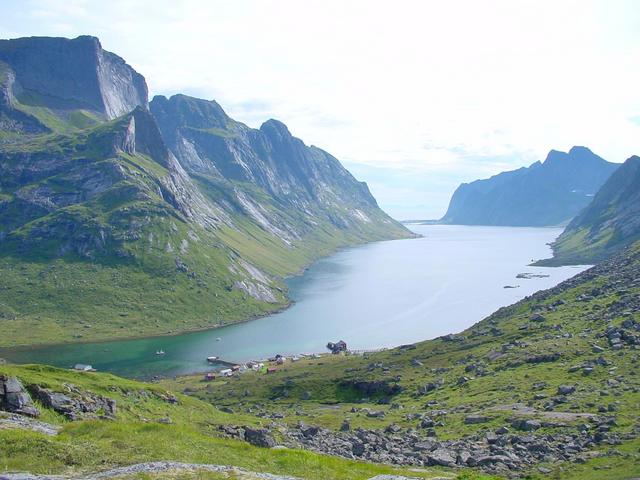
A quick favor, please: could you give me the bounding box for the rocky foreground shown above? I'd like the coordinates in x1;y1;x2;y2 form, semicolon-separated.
218;412;637;477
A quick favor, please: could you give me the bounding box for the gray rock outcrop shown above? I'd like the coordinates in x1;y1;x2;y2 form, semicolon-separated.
0;376;39;417
28;384;116;421
0;35;148;121
244;427;277;448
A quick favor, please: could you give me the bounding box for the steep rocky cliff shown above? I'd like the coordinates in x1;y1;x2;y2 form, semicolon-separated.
0;36;411;347
150;94;394;243
440;147;619;226
0;36;147;134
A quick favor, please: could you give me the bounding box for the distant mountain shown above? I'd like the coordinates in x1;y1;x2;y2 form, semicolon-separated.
540;155;640;265
0;36;411;348
440;147;619;226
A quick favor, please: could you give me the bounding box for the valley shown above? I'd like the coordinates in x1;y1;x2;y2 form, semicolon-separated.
0;20;639;480
1;225;587;378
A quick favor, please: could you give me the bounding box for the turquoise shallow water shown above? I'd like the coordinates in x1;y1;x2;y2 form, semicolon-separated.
1;225;588;378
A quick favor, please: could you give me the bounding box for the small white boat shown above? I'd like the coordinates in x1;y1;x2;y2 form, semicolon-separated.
216;337;222;342
156;349;165;356
206;356;219;363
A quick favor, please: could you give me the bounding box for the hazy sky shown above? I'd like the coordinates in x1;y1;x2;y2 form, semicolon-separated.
2;1;639;219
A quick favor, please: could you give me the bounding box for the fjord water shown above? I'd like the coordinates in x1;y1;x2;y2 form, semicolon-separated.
3;225;588;378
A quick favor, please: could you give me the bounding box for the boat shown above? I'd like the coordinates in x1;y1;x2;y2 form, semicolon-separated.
206;356;219;363
156;349;165;356
216;337;222;341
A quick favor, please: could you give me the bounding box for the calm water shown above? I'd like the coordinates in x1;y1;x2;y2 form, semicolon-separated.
1;225;588;378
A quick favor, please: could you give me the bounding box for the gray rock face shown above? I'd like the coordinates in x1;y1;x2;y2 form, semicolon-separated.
149;94;397;240
0;376;39;417
29;384;116;420
0;105;225;259
0;35;148;121
151;94;376;208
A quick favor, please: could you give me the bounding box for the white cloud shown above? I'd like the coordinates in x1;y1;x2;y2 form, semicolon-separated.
2;0;639;218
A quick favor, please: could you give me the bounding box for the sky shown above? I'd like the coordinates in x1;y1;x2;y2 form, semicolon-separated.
2;1;639;219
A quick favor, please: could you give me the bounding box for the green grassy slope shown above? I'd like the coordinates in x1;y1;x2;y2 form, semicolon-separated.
0;364;468;480
0;114;285;347
539;156;640;266
0;102;411;348
167;241;640;479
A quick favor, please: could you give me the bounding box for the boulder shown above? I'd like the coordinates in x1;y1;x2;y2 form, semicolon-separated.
413;441;434;452
0;376;39;417
427;448;456;467
244;427;276;448
385;423;402;433
526;353;561;364
512;419;542;431
419;417;435;428
351;440;365;456
465;414;492;424
530;313;546;322
298;422;320;438
557;385;576;395
366;410;386;418
440;333;464;342
417;378;443;395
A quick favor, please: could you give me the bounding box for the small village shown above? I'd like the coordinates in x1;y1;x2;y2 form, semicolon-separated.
202;340;349;381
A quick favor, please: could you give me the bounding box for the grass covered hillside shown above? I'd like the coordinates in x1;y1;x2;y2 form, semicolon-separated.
0;36;412;348
164;241;640;479
0;107;409;348
542;155;640;266
2;243;637;479
0;363;471;480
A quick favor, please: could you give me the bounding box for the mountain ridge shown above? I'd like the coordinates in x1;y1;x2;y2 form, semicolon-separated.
0;35;147;133
0;35;412;348
440;147;619;227
540;155;640;265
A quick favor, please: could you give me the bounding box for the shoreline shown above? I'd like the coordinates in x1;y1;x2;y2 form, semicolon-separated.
0;233;419;354
2;227;587;380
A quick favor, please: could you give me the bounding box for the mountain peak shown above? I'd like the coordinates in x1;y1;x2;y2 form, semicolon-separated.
441;146;619;226
0;35;148;121
569;145;594;156
543;146;608;169
149;94;229;132
260;119;291;138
